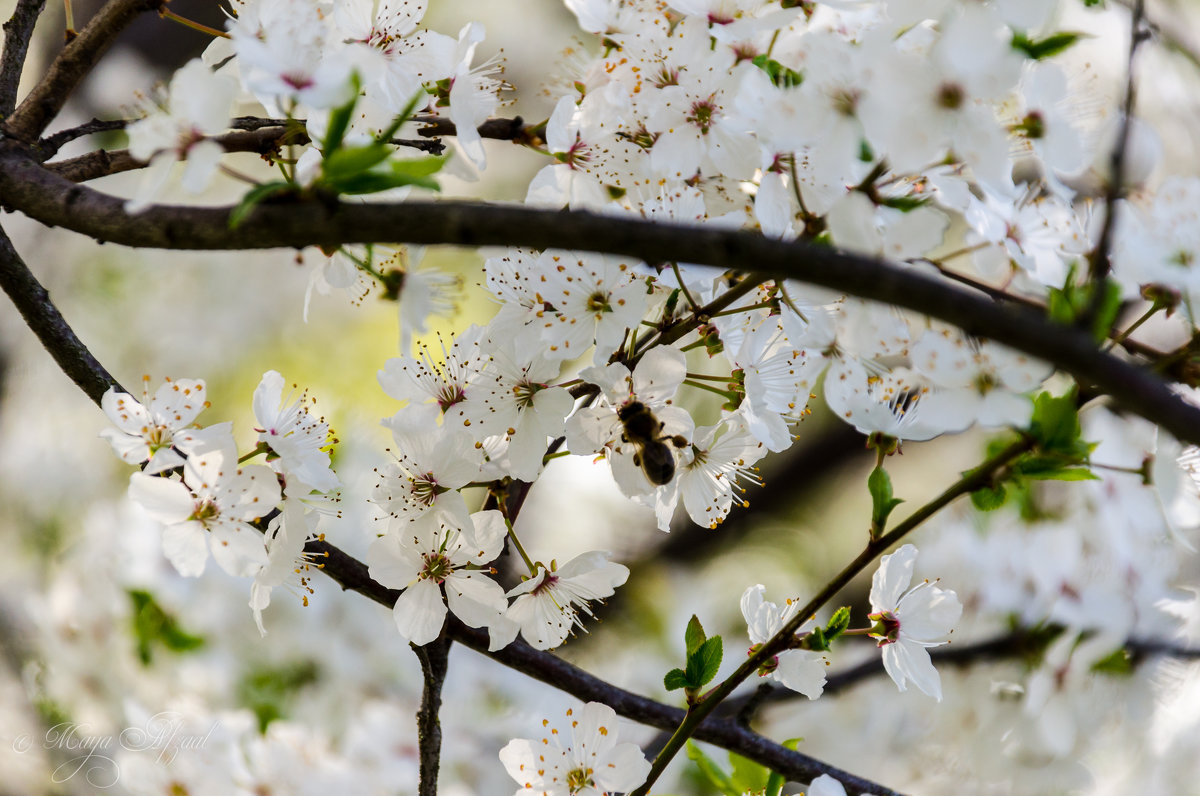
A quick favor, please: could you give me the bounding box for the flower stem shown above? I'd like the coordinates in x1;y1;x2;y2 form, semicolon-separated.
159;8;230;38
627;435;1033;796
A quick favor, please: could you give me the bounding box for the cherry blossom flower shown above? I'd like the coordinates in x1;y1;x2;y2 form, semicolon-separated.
867;544;962;701
366;509;513;650
505;552;629;651
498;702;650;796
741;584;828;700
252;371;339;493
100;377;216;474
128;446;280;578
124;59;237;213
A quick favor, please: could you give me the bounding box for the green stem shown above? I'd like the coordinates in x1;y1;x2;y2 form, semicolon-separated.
498;510;537;575
672;261;700;312
1106;301;1163;351
238;442;271;464
159;8;230;38
683;379;737;401
628;435;1033;796
685;371;735;382
709;300;775;318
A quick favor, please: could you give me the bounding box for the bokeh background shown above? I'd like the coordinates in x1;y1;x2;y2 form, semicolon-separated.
4;1;1200;794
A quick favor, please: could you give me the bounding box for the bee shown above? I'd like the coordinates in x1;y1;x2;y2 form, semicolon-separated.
617;401;688;486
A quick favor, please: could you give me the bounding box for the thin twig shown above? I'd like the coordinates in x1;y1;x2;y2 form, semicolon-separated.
414;635;451;796
44;125;445;183
4;0;166;142
415;115;532;142
37;117;129;159
0;0;48;116
1080;0;1146;328
626;437;1033;795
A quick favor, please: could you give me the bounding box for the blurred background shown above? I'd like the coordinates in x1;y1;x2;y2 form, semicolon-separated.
4;1;1200;794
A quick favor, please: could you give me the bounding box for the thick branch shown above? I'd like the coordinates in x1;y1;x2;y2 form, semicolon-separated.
305;540;901;795
4;0;166;142
3;150;1199;449
0;224;123;401
414;635;451;796
0;0;47;117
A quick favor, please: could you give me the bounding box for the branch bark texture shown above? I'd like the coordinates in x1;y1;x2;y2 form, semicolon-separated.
2;145;1197;449
3;0;164;142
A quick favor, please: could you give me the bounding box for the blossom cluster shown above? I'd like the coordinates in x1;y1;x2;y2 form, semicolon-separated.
70;0;1200;792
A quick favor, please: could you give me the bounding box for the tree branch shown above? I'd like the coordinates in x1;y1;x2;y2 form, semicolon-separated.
1081;0;1146;327
0;0;47;117
414;635;451;796
44;125;446;183
415;115;534;143
722;630;1200;721
2;148;1199;449
3;0;166;142
0;223;124;401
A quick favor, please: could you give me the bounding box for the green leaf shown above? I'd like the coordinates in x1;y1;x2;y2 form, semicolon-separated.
685;635;723;689
322;143;394;181
729;752;769;794
878;195;931;212
238;660;321;732
868;464;904;538
228;181;295;229
696;636;723;687
1011;31;1085;60
1028;388;1082;453
824;606;852;643
685;614;707;656
389;153;450;179
1091;647;1133;676
686;742;741;796
765;739;802;796
750;54;803;88
1087;279;1123;342
128;589;205;665
664;668;690;691
321;74;362;155
971;484;1008;511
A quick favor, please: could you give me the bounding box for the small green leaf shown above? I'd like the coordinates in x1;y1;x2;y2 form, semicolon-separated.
1011;31;1086;60
824;606;852;643
694;636;723;687
765;738;802;796
685;614;707;655
729;752;769;794
389;153;450;179
322;143;393;181
1091;647;1133;676
878;195;931;212
322;74;362;155
229;181;295;229
664;668;689;691
750;54;803;88
686;742;741;796
128;589;205;665
971;484;1008;511
1088;279;1123;342
868;464;904;539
